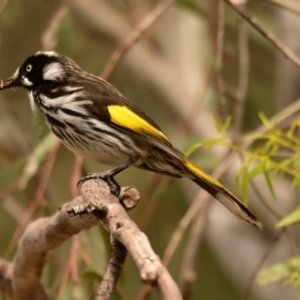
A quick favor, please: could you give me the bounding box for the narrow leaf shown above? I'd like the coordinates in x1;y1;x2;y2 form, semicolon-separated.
201;137;227;147
211;116;223;133
19;133;59;189
262;161;276;199
185;142;203;157
263;170;275;199
220;116;232;135
258;111;272;128
277;206;300;228
210;116;232;135
257;256;300;285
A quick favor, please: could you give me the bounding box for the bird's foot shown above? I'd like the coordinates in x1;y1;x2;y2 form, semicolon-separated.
77;157;139;197
78;171;120;196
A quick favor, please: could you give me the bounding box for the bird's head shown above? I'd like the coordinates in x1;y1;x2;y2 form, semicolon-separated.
0;51;80;90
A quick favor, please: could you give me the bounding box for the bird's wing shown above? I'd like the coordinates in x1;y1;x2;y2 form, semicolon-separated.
106;104;185;159
81;74;184;159
107;104;169;142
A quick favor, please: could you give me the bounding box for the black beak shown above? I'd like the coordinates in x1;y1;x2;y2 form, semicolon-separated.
0;75;22;90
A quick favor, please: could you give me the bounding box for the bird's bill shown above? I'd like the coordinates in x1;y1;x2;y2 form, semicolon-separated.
0;75;22;90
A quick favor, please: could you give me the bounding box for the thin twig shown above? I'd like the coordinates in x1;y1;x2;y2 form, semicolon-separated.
179;68;214;134
249;180;298;255
70;236;80;283
242;230;283;300
70;155;83;198
134;149;235;300
41;4;70;51
250;180;281;220
58;236;80;297
0;177;20;201
163;149;234;267
216;0;229;120
134;92;300;298
180;198;212;300
245;97;300;145
136;176;171;230
0;0;7;16
225;0;300;68
10;142;60;245
137;68;214;230
33;142;60;206
260;0;300;16
232;18;249;143
96;238;127;300
100;0;175;80
135;73;300;300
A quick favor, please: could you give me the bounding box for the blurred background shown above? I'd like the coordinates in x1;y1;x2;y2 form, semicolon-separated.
0;0;300;299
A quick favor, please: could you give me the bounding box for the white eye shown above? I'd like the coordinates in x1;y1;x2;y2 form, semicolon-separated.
26;64;32;72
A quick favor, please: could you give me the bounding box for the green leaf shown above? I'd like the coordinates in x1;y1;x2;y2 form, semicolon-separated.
292;176;300;188
284;272;300;288
211;116;222;133
184;137;228;157
211;116;232;135
184;142;203;157
220;116;232;135
257;256;300;285
246;163;264;181
241;171;249;205
258;111;272;129
201;137;227;147
19;133;58;189
262;161;276;199
263;170;275;199
277;206;300;228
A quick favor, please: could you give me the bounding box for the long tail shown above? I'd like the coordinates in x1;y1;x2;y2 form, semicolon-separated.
183;159;263;230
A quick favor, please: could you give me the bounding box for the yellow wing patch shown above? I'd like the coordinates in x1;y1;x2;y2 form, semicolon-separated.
108;105;169;142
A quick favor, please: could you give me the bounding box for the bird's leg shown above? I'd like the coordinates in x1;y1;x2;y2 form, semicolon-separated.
78;156;138;196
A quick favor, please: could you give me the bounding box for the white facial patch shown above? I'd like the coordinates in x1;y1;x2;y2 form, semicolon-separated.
35;50;58;57
43;51;58;57
43;62;64;81
28;90;36;113
22;76;33;86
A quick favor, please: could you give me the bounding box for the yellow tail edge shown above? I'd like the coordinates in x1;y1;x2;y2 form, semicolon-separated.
183;160;263;230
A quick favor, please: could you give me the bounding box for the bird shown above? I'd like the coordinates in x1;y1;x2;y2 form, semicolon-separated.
0;51;262;229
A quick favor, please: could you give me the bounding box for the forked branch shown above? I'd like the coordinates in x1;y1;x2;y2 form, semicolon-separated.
0;180;182;300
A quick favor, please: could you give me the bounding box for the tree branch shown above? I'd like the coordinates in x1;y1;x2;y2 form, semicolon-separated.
96;238;127;300
79;179;182;300
12;196;98;300
225;0;300;68
100;0;175;80
0;181;182;300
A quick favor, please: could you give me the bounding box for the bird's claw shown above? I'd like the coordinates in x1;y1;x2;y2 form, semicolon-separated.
77;172;120;196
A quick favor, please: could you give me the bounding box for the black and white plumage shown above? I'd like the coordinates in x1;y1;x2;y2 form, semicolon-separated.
0;51;262;229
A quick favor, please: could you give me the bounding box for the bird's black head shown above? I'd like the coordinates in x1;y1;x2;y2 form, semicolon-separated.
0;51;80;90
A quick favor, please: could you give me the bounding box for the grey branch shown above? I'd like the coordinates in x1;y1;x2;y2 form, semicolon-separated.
80;179;182;300
0;180;182;300
96;238;127;300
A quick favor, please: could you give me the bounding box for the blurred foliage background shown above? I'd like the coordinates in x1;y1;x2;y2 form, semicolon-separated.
0;0;300;299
